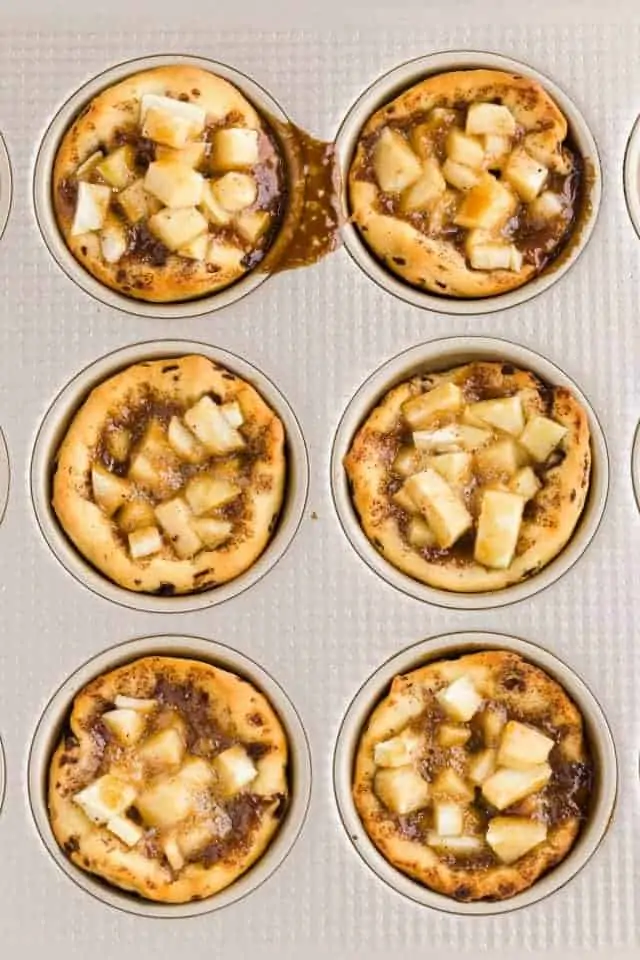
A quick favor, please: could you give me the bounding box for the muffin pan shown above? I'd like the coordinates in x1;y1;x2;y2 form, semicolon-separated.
0;6;638;958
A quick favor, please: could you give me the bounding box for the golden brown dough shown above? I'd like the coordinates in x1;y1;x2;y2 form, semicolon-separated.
49;656;289;903
52;355;286;595
349;69;582;298
354;650;592;901
53;65;284;302
344;361;590;593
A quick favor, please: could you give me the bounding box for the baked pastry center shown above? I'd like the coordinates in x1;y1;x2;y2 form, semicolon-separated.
53;65;284;302
353;651;592;902
48;656;288;903
52;355;286;595
344;361;591;593
349;69;582;298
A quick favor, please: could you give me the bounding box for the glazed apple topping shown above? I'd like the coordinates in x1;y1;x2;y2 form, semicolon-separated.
71;689;272;870
365;99;578;273
90;392;252;562
389;378;568;569
370;672;578;866
63;90;282;270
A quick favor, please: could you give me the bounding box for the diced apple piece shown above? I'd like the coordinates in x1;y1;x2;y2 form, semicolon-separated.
156;142;207;168
91;465;131;516
400;159;447;211
76;150;104;179
373;728;422;768
409;110;458;158
118;500;156;533
454;174;516;230
468;242;513;271
178;231;209;260
114;695;157;713
509;466;541;501
469;396;525;436
211;127;260;170
144;160;204;208
479;707;507;745
148;207;208;251
220;401;244;428
404;469;472;549
213;745;258;794
393;445;424;477
427;833;484;855
163;835;185;871
474;489;525;569
211;172;257;212
128;525;163;559
235;209;270;244
155;497;202;559
436;676;483;722
466;102;516;137
117;178;161;223
468;748;497;785
413;424;491;453
71;182;111;236
519;416;567;462
185;475;241;515
407;516;436;549
177;813;231;859
401;382;463;429
167;416;207;464
523;130;572;175
475;439;522;478
486;816;547;864
392;484;419;514
207;238;246;272
374;765;430;815
446;129;484;168
373;128;422;193
528;190;564;223
136;777;194;829
102;708;146;744
442;159;481;191
497;721;555;770
140;93;206;148
431;768;474;801
107;814;144;847
74;775;136;823
185;396;245;455
503;148;548;202
199;180;232;225
438;724;471;748
434;802;464;836
482;763;552;810
138;727;185;771
96;146;135;189
428;452;472;487
100;217;128;264
191;518;233;549
483;134;511;169
180;757;216;788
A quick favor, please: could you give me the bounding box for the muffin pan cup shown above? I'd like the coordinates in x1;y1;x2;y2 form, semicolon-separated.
333;631;617;916
30;339;309;613
331;335;609;610
335;49;601;315
28;634;312;918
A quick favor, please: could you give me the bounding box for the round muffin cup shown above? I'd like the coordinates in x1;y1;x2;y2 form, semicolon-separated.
31;339;308;613
331;336;608;610
334;631;617;916
0;132;12;244
33;53;293;319
29;634;312;918
335;49;601;315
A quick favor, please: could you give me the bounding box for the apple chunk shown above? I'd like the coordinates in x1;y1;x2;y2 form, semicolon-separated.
413;424;491;453
428;452;472;487
475;439;522;479
211;172;258;212
436;675;482;722
138;728;185;772
213;745;258;794
185;475;241;515
407;516;436;549
466;102;516;137
74;775;136;824
503;148;548;202
468;396;525;436
400;159;447;211
404;469;472;548
454;174;516;230
374;765;430;815
148;207;208;251
167;416;207;463
155;498;202;559
482;763;552;810
128;525;163;559
102;708;145;745
519;416;567;463
211;127;260;170
474;489;525;569
96;146;135;189
442;159;480;191
437;724;471;748
71;182;111;236
467;748;497;785
401;382;463;429
91;465;131;516
140;93;206;148
191;517;233;549
117;178;161;223
374;728;422;768
144;160;204;208
373;128;422;193
107;815;144;847
497;721;554;770
486;816;547;864
426;833;484;855
509;466;541;501
434;802;464;837
446;129;484;168
185;396;245;455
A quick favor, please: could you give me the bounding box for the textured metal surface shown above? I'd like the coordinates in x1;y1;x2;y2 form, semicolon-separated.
0;3;638;958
